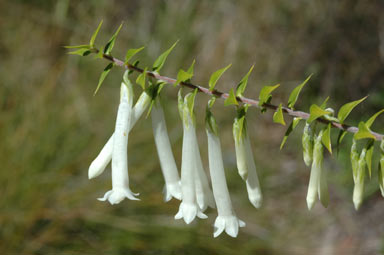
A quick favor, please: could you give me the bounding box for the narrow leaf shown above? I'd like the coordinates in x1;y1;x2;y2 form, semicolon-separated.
258;84;280;108
152;40;179;72
337;96;367;124
175;69;193;87
354;121;375;140
236;65;254;97
94;63;114;95
307;104;332;123
320;96;330;109
287;74;312;109
103;23;123;55
365;140;374;178
67;48;91;56
273;103;286;126
208;64;232;91
366;109;384;128
336;130;347;156
64;44;91;49
321;123;332;154
187;59;195;75
136;67;147;90
90;20;103;47
224;88;239;106
125;46;145;63
280;117;302;150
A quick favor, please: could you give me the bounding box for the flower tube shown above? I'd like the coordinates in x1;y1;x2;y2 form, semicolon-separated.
175;92;207;224
206;105;245;238
98;81;139;204
353;147;366;210
151;98;181;202
88;91;151;179
302;123;314;167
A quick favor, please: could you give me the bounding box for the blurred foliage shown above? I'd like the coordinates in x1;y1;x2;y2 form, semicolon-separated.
1;0;384;254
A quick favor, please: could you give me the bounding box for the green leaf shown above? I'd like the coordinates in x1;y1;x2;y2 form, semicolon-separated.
90;20;103;47
94;63;114;95
321;123;332;154
307;104;332;123
273;103;286;126
64;44;91;49
365;140;374;178
236;65;254;97
67;48;91;56
136;67;147;90
366;109;384;128
320;97;330;109
280;117;301;150
175;69;193;87
125;46;145;64
187;59;195;75
224;88;239;106
103;23;123;55
206;98;219;136
337;96;367;124
258;84;280;108
208;64;232;91
336;130;348;156
152;40;179;72
354;121;376;140
287;74;312;109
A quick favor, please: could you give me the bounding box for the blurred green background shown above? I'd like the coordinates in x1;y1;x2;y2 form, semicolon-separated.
1;0;384;254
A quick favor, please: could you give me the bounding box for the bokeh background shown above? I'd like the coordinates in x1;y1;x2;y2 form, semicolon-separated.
1;0;384;254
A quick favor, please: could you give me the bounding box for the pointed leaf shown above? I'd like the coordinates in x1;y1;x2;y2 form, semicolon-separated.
67;48;91;56
103;23;123;55
321;123;332;154
175;69;193;87
236;65;254;97
336;130;347;155
136;67;147;90
94;63;114;95
208;64;232;91
90;20;103;47
307;104;332;123
152;40;179;72
125;46;145;64
366;109;384;128
258;84;280;108
287;74;312;109
224;88;239;106
186;89;198;118
365;140;374;178
273;103;286;126
354;121;375;140
320;97;330;109
337;96;367;124
280;117;301;150
187;59;195;75
64;44;91;49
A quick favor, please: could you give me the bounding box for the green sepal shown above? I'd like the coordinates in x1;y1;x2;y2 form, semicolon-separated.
234;116;246;142
236;65;254;97
280;117;302;150
125;46;145;64
354;121;375;140
258;84;280;111
90;20;103;48
145;81;166;118
152;40;179;72
366;109;384;128
185;89;198;119
103;23;123;55
273;103;286;126
307;104;332;123
224;88;238;106
321;123;332;154
205;97;219;136
337;96;367;124
287;74;312;109
94;63;114;95
177;89;184;119
365;140;374;178
64;44;91;49
208;64;232;91
67;48;91;56
136;67;148;90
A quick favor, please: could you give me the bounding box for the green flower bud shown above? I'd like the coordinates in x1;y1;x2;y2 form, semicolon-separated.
302;123;314;167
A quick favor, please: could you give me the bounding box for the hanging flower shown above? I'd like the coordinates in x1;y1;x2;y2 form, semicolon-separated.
233;111;263;208
88;91;151;179
151;98;181;202
306;130;329;210
98;81;139;204
206;101;245;238
302;123;314;167
175;91;208;224
351;139;366;210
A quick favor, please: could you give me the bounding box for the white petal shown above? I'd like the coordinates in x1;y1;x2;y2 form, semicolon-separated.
213;217;226;238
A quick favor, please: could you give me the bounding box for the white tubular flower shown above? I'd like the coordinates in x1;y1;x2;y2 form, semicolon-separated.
233;117;248;180
175;92;207;224
151;98;181;202
306;130;329;210
302;123;314;167
206;108;245;238
353;147;366;210
98;82;139;204
88;91;151;179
